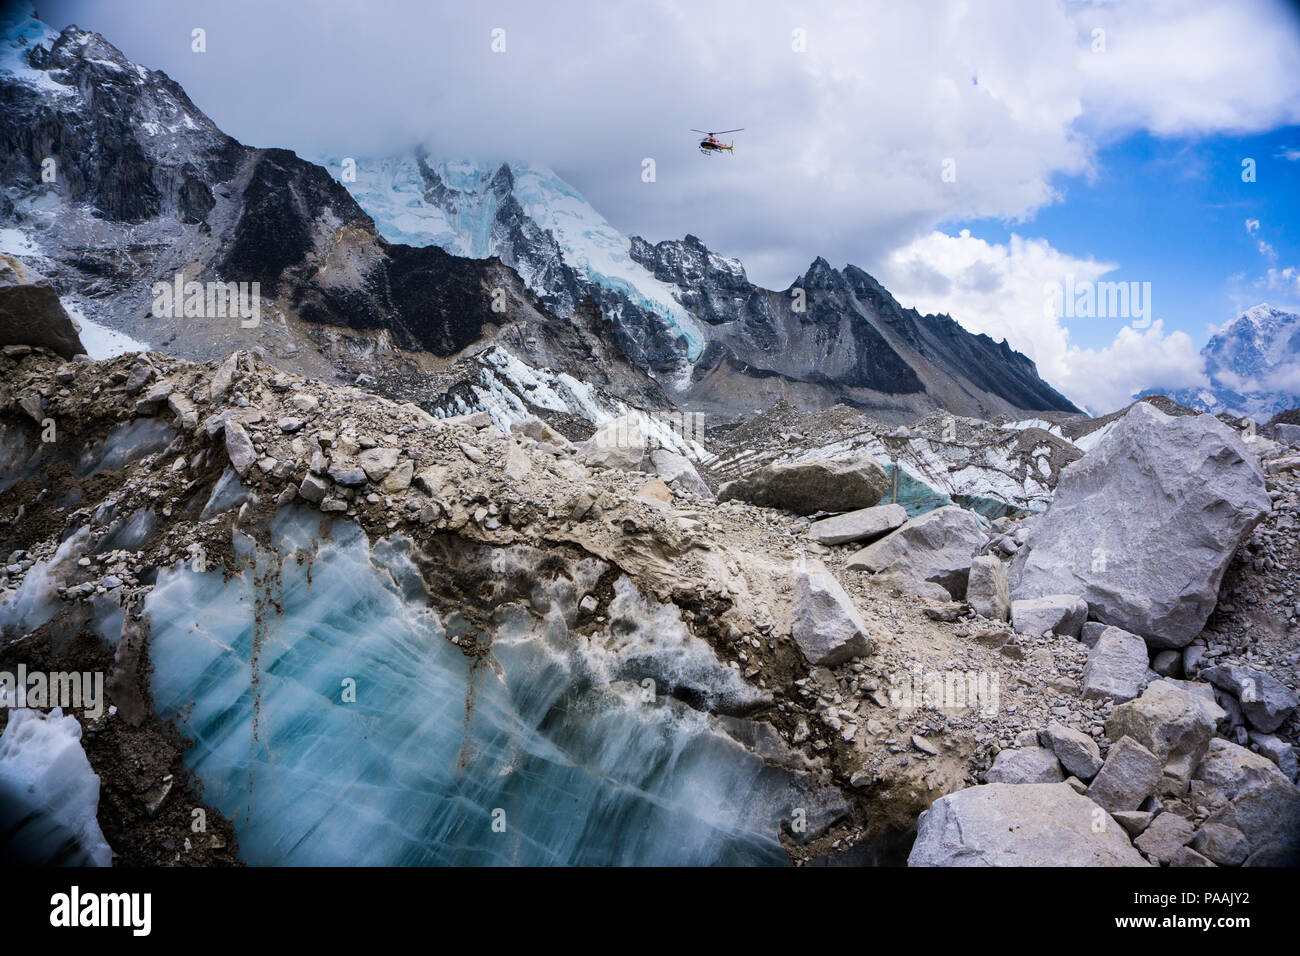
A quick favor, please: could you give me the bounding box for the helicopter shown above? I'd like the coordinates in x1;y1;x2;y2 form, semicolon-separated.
692;128;743;155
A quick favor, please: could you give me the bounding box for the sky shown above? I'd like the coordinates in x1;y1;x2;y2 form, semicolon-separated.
30;0;1300;413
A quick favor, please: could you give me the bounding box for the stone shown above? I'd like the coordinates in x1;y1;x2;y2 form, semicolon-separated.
359;447;401;481
1009;402;1270;647
1189;823;1249;866
509;416;570;448
845;506;985;598
808;503;908;546
908;783;1148;866
1133;811;1195;863
1272;422;1300;447
0;254;87;359
1039;723;1103;781
298;472;327;504
223;420;256;477
1081;626;1151;703
1105;680;1225;794
1202;664;1298;733
1112;810;1153;837
790;562;875;666
1086;736;1162;813
635;477;672;506
1168;846;1215;867
577;415;647;472
209;352;240;399
965;555;1010;621
1248;731;1298;781
1192;738;1300;864
327;463;368;488
413;466;448;497
291;393;319;413
985;747;1063;784
1151;650;1181;677
278;417;304;434
648;449;712;499
1011;594;1087;638
380;459;414;494
1079;621;1107;648
718;453;889;515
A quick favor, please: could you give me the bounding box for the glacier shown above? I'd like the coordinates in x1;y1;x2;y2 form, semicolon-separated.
144;505;832;865
319;154;705;362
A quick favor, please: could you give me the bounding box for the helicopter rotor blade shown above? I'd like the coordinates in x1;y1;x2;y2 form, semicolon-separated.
712;128;744;135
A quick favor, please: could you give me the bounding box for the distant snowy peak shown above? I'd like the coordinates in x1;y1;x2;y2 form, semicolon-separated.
1148;303;1300;419
321;154;705;364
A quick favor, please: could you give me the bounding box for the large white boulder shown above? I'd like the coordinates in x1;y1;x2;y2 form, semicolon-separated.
908;783;1148;866
1009;402;1270;647
846;506;984;598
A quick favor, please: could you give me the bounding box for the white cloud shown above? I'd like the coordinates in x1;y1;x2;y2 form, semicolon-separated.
37;0;1300;288
1276;147;1300;162
1245;218;1260;234
879;229;1207;413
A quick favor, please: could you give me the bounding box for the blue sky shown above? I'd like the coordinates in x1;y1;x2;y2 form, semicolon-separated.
951;127;1300;354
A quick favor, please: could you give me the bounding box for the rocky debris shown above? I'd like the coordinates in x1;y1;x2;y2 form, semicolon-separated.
965;555;1010;621
0;254;86;360
1081;627;1152;703
718;453;889;516
1248;732;1298;781
845;506;984;598
808;503;907;546
984;746;1063;784
908;783;1148;866
790;561;875;666
1010;402;1271;647
1190;738;1300;864
1010;594;1087;638
1202;664;1298;733
1106;680;1225;793
1086;736;1162;812
1039;723;1103;780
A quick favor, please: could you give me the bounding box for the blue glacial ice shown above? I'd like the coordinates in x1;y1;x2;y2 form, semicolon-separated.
145;506;834;864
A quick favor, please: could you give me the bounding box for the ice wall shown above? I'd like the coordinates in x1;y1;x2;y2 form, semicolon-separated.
145;507;820;865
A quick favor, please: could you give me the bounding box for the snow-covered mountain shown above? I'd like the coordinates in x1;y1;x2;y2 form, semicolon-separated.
324;152;1080;422
1148;304;1300;419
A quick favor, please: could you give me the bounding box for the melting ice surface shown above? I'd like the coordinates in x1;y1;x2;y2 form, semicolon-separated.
145;507;805;865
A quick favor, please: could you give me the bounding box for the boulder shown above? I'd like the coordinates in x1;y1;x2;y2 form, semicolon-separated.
358;447;402;481
1081;627;1151;703
648;448;712;499
1189;823;1249;866
1010;594;1087;638
965;555;1010;621
1106;680;1225;793
577;415;647;472
845;506;984;598
1009;402;1270;647
908;783;1148;866
808;503;907;546
1272;422;1300;447
1202;664;1298;733
0;254;87;359
1086;736;1162;813
1192;738;1300;864
718;454;889;515
1248;731;1298;781
223;420;257;477
790;563;875;666
1133;811;1195;864
985;747;1063;784
1039;723;1103;781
